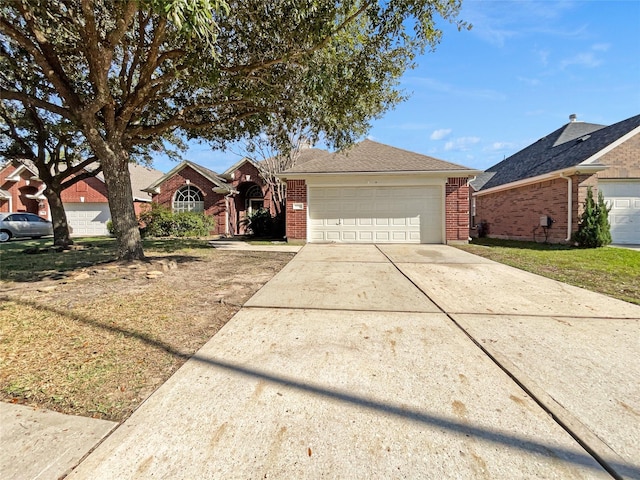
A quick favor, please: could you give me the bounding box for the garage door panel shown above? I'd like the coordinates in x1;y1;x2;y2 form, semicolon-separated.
64;203;111;236
308;186;442;244
599;180;640;244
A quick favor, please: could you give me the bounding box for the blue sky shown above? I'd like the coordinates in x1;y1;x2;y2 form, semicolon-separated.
152;0;640;173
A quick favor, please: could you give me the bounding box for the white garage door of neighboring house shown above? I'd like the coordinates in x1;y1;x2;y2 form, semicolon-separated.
599;180;640;244
64;203;111;236
308;186;443;243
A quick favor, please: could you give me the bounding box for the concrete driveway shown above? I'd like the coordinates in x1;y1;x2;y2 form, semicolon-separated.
68;244;640;479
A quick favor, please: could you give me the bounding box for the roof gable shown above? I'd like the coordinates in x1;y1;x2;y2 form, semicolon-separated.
474;114;640;191
220;157;260;179
282;139;475;174
144;160;230;193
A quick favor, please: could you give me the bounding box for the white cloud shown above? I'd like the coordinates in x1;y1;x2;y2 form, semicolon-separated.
592;43;611;52
463;0;582;47
561;52;602;69
517;76;541;87
534;48;550;67
560;43;610;70
487;142;516;152
366;134;377;141
444;137;481;152
430;128;452;140
404;76;507;101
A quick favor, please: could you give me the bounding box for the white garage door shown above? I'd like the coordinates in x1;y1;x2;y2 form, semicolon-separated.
64;203;111;236
599;180;640;244
308;186;442;243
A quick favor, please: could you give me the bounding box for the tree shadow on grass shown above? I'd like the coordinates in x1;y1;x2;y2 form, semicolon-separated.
3;297;637;479
0;237;207;283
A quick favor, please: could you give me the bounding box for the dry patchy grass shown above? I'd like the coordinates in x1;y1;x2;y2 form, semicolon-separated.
0;241;293;421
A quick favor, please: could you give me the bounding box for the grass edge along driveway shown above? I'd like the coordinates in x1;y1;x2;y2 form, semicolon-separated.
454;239;639;306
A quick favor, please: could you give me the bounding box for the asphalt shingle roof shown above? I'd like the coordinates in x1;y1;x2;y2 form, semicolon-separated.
283;139;473;174
472;114;640;191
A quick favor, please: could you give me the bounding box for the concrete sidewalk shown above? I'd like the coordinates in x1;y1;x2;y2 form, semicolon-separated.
66;243;640;479
0;403;116;480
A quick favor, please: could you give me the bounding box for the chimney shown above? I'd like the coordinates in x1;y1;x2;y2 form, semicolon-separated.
569;114;577;122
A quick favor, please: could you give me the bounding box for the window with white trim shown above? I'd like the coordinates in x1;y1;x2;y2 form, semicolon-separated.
173;185;204;213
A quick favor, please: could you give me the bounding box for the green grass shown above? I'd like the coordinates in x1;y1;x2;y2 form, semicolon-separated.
0;236;215;282
455;239;640;305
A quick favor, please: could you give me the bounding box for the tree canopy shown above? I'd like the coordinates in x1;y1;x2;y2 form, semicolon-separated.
1;0;467;259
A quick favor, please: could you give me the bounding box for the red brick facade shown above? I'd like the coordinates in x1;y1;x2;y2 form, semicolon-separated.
226;161;274;235
153;165;227;235
445;177;471;243
473;131;640;243
0;163;48;217
0;162;115;220
597;133;640;179
285;179;307;241
60;175;108;203
474;176;578;243
151;161;276;236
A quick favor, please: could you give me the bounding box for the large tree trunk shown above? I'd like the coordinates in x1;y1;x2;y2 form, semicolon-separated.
100;146;145;261
44;188;74;247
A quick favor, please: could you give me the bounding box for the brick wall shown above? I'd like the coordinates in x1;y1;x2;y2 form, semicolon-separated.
445;177;470;242
61;176;108;203
285;179;307;241
152;165;226;235
475;177;577;243
0;163;47;216
597;132;640;178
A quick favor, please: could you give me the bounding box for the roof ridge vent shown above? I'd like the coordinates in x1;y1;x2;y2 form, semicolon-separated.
578;134;591;142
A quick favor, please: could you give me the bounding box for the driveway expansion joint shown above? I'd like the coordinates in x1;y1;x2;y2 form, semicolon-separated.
374;244;628;480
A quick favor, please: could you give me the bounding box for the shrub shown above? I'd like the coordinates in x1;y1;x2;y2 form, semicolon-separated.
572;187;612;248
138;203;214;238
243;208;273;237
106;220;115;236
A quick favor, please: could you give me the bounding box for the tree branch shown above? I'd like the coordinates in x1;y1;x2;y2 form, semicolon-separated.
221;2;371;75
0;89;74;120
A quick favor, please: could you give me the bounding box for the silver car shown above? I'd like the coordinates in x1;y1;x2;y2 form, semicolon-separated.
0;212;54;242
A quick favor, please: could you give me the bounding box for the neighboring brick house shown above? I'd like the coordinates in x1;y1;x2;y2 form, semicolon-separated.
471;114;640;244
0;159;162;236
144;146;331;236
144;159;274;236
279;140;479;244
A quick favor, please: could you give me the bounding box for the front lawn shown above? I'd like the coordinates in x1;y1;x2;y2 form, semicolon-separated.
0;237;294;421
455;239;639;305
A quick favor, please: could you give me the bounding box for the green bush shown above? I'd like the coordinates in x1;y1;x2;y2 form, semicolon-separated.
138;203;214;238
572;187;612;248
243;208;273;237
106;220;115;236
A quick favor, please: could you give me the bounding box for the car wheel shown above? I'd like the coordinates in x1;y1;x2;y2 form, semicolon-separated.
0;230;11;242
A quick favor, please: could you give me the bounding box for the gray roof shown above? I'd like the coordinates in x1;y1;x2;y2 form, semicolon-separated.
283;139;475;174
472;114;640;191
128;164;164;201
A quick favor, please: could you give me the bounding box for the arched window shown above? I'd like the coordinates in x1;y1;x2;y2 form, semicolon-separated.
173;185;204;213
245;184;263;199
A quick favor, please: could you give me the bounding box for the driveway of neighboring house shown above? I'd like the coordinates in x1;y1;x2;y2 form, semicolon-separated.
68;244;639;479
